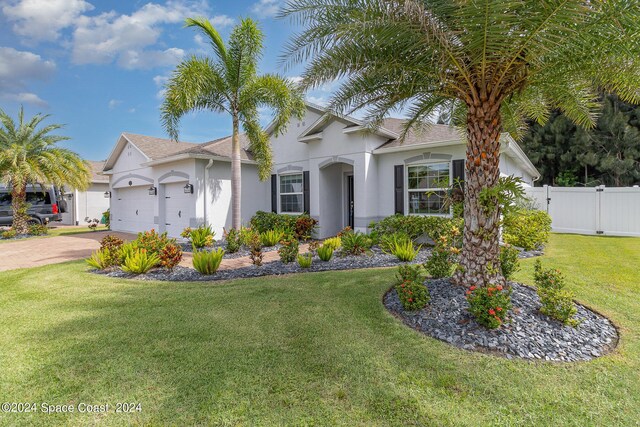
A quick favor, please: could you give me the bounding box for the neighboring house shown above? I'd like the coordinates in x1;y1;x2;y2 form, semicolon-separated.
103;102;539;239
60;161;111;225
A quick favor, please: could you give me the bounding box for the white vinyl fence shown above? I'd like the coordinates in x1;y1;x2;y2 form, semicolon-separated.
526;185;640;237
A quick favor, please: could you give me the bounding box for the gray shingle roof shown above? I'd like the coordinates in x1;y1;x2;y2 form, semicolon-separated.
376;119;464;150
122;133;200;160
165;134;253;161
88;160;109;182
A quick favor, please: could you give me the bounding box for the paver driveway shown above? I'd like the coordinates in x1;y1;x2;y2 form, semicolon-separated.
0;230;135;271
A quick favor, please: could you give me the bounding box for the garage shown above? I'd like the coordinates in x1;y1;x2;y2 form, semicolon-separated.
111;185;155;234
162;181;193;238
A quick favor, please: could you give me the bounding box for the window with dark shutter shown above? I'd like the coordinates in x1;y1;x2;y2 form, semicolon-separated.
394;165;404;214
303;171;310;214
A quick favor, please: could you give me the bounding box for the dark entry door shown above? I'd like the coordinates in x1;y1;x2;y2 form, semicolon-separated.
347;175;354;229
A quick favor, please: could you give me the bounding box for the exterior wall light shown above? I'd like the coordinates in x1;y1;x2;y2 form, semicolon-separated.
148;186;157;196
183;183;194;194
104;191;111;198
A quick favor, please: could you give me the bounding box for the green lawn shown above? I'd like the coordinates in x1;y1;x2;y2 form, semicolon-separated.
0;226;105;243
0;234;638;426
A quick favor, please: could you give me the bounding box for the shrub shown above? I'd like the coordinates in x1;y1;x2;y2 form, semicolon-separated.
466;284;512;329
238;227;258;247
248;232;263;266
187;225;215;249
534;261;579;326
260;229;284;247
135;229;172;255
379;232;411;252
503;209;552;250
389;238;420;262
370;215;463;242
424;231;459;278
1;230;17;239
340;231;372;255
160;243;183;271
396;264;426;284
192;248;225;275
278;237;299;263
28;223;48;235
121;249;160;274
396;280;430;311
100;235;124;252
224;228;241;253
499;244;520;280
323;237;341;251
317;245;334;261
294;216;318;240
297;253;313;268
118;241;139;265
86;248;118;270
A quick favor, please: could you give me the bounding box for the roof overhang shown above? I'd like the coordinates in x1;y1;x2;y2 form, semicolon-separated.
372;138;463;154
102;134;151;171
142;152;257;167
501;134;541;181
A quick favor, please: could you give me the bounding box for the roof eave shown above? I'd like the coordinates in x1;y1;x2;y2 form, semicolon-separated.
372;138;464;154
501;134;541;180
142;153;257;167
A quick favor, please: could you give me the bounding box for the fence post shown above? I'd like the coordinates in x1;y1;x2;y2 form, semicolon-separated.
596;185;604;234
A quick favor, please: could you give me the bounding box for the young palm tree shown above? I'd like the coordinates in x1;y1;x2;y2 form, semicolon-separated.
0;107;91;234
161;17;305;229
282;0;640;287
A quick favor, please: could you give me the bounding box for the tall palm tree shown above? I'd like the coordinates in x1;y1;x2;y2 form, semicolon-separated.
0;107;91;234
282;0;640;287
162;17;305;229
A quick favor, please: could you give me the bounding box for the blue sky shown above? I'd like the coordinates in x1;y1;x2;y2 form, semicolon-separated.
0;0;332;161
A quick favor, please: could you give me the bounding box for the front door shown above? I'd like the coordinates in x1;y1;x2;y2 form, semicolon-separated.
347;175;354;229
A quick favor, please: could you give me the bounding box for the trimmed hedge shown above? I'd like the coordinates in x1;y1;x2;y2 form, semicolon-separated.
250;211;317;240
503;209;552;250
370;214;463;243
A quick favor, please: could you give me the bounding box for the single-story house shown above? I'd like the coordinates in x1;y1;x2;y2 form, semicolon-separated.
103;102;539;239
60;160;111;225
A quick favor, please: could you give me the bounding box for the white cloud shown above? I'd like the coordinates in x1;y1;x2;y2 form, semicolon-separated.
153;73;170;100
71;1;205;68
108;99;121;109
1;92;49;108
251;0;282;18
306;95;328;107
2;0;94;41
210;14;234;28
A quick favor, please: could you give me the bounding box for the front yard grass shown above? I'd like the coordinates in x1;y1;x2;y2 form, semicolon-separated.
0;233;638;426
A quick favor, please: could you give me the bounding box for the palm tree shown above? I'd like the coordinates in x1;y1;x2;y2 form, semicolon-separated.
162;17;305;229
0;107;91;234
282;0;640;287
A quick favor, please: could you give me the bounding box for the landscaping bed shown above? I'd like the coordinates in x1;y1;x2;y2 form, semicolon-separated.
384;278;618;362
178;241;283;259
99;246;432;281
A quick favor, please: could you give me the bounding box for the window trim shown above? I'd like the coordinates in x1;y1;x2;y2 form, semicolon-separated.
405;160;452;217
278;172;304;215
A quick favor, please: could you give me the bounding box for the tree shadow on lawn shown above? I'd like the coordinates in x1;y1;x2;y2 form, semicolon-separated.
12;268;638;425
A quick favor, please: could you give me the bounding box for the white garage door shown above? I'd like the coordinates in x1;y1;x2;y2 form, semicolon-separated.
112;186;155;234
163;182;192;238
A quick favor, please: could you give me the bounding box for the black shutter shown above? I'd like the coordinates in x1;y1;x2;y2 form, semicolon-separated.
303;171;310;214
394;165;404;214
271;174;277;213
452;159;465;183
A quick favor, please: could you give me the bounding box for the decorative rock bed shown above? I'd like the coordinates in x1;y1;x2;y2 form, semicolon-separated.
97;247;432;282
384;279;618;362
178;241;282;259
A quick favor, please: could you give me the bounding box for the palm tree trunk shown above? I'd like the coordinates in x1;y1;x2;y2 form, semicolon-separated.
453;101;504;287
11;179;29;235
231;115;242;229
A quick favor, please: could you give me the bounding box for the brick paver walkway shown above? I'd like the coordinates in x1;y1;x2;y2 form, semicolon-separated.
0;230;135;271
180;244;310;270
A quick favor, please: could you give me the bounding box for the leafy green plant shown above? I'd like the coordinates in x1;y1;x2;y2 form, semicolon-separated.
248;232;263;266
322;237;341;251
27;223;48;235
260;229;284;247
503;209;552;250
121;249;160;274
425;229;460;278
297;253;313;268
224;228;241;253
396;280;430;311
466;284;512;329
396;264;426;284
370;215;464;242
379;232;410;252
250;211;298;234
160;243;183;271
294;216;318;240
192;248;225;275
100;235;124;252
499;244;520;280
534;261;579;326
239;226;258;247
86;248;118;270
340;231;372;256
1;230;17;239
187;225;215;249
135;229;172;255
316;245;334;262
389;238;420;262
118;242;138;265
278;237;299;263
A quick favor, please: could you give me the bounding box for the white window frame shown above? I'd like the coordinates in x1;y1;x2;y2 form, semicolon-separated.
405;161;452;217
278;172;304;215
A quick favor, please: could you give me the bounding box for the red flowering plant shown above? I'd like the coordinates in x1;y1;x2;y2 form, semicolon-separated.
395;264;430;311
466;283;512;329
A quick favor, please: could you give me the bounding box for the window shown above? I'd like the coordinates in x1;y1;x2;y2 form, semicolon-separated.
280;173;303;213
407;162;450;214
